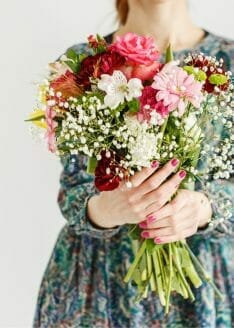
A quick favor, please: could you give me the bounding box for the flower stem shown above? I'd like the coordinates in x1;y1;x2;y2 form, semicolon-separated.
124;239;147;283
171;243;195;302
152;250;166;306
165;244;173;314
183;242;224;300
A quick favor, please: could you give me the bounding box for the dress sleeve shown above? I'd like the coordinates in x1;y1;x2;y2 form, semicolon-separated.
195;39;234;238
57;154;121;239
195;179;233;238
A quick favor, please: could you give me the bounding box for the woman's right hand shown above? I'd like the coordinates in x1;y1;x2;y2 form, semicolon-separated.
87;158;186;229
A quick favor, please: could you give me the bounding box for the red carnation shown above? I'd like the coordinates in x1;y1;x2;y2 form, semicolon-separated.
77;51;126;88
138;86;169;123
50;70;83;98
94;150;123;191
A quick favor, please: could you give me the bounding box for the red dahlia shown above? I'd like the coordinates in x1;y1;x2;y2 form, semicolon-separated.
77;51;126;88
94;150;124;191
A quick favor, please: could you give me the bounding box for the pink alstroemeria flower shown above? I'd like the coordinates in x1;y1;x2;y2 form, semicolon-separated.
152;62;203;116
45;106;58;153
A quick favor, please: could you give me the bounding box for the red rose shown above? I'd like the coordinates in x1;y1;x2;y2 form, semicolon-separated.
77;51;126;88
50;70;83;98
94;150;123;191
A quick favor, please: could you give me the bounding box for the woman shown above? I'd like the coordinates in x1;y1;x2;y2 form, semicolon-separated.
33;0;234;327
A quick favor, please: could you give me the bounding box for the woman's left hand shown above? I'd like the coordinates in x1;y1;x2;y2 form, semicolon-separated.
139;189;212;244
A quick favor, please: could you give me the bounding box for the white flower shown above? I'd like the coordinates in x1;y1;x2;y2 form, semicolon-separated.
124;115;159;167
98;70;143;109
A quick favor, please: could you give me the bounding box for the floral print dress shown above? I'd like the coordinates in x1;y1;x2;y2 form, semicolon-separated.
33;31;234;328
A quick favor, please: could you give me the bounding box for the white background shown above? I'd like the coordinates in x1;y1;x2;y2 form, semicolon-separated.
0;0;233;327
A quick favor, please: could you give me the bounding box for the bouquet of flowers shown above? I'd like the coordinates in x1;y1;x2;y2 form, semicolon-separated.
26;33;233;312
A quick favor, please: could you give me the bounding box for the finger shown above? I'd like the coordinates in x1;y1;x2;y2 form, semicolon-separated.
134;158;180;198
141;169;187;211
130;161;160;187
139;188;186;227
153;225;197;244
140;226;173;239
139;215;171;229
139;199;192;230
142;216;195;235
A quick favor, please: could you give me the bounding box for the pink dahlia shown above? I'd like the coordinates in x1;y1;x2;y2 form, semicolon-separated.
109;32;160;65
152;62;203;116
138;86;169;123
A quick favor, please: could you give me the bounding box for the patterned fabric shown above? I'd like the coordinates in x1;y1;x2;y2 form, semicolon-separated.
33;31;234;328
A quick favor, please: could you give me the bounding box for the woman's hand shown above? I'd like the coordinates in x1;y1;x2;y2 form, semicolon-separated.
87;158;186;229
139;189;212;244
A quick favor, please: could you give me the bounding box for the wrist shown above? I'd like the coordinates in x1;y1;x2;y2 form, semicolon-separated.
197;192;212;228
87;195;119;229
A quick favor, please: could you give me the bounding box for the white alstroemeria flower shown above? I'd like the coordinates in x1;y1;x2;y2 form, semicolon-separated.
98;70;143;109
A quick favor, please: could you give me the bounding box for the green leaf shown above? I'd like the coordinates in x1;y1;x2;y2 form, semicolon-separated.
128;225;141;239
128;99;140;113
66;48;79;61
165;44;174;63
64;49;87;73
64;61;78;73
86;157;97;174
24;114;45;122
208;73;228;86
183;66;207;82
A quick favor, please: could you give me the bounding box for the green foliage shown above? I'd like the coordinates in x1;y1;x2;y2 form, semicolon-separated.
64;48;87;73
165;44;174;62
24;115;45;122
128;224;141;240
128;98;140;114
183;66;207;82
209;73;228;85
86;157;98;174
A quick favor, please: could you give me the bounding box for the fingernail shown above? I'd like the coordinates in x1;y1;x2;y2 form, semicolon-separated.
141;231;150;238
139;221;147;228
171;158;179;167
154;237;162;244
147;215;156;223
151;160;159;168
179;170;187;179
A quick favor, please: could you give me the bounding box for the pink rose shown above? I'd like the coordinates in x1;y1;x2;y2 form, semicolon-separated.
109;32;160;65
119;61;162;81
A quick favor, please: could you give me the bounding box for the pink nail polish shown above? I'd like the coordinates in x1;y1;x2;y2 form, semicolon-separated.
154;237;162;244
139;222;147;228
147;215;156;223
151;160;159;168
141;231;150;238
171;158;179;167
179;170;187;179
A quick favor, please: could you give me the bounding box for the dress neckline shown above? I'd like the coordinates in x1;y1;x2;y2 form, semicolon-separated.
104;30;213;56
